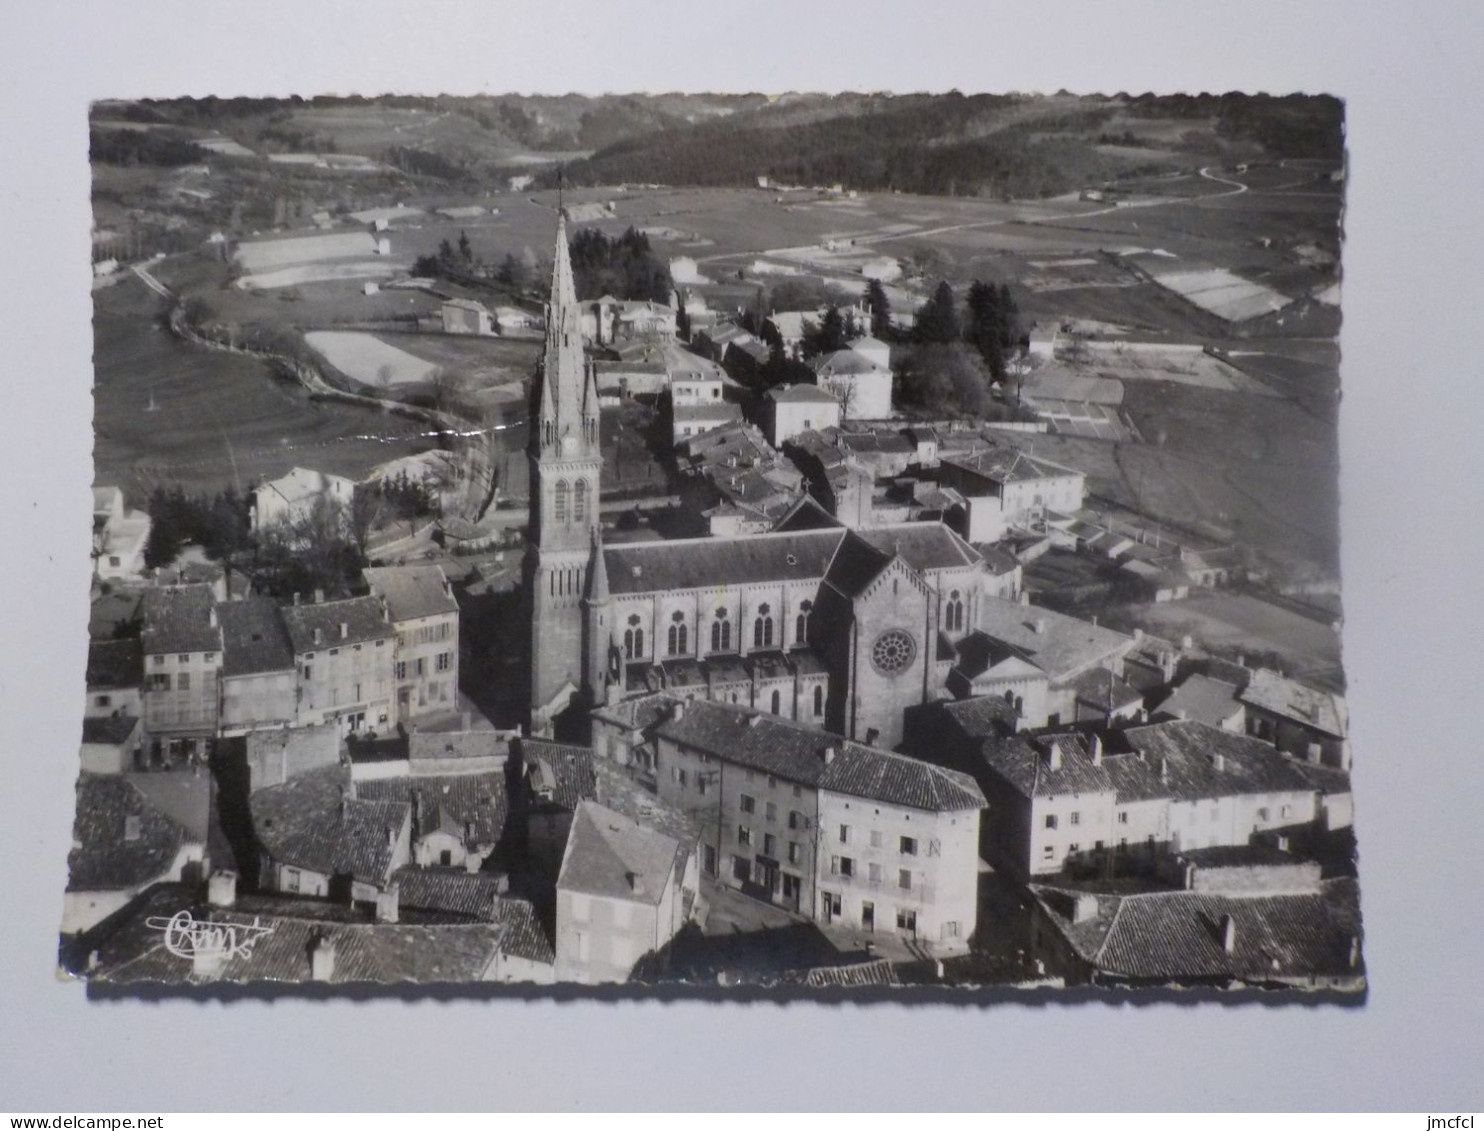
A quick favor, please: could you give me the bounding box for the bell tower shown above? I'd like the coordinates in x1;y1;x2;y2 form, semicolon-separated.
525;212;603;727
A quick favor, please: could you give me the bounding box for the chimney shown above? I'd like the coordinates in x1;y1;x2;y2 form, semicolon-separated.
1034;617;1047;635
1045;742;1062;772
1090;734;1103;766
627;870;646;896
748;714;765;729
293;591;301;606
123;814;142;842
1211;752;1225;772
209;606;218;628
385;824;396;850
412;792;424;833
207;870;238;908
1072;893;1098;924
339;782;355;820
1307;742;1323;765
375;884;400;924
1159;757;1169;783
1132;627;1144;641
340;621;349;640
192;937;227;980
1220;913;1237;955
670;699;685;722
313;627;323;647
822;744;837;764
309;933;336;981
314;589;325;604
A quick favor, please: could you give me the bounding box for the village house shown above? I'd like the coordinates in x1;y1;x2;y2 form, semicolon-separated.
1028;870;1363;991
141;584;223;763
1239;667;1351;770
649;698;985;955
764;383;842;447
363;565;460;724
808;345;894;419
85;638;143;721
251;765;411;911
241;722;342;792
216;597;298;736
973;720;1352;879
92;486;151;580
79;715;143;775
250;466;356;533
62;772;210;935
938;447;1086;544
554;799;699;983
356;771;508;872
280;593;396;736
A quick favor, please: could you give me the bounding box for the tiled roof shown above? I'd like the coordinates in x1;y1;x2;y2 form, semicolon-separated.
809;348;886;377
1153;675;1244;726
280;595;394;654
602;529;842;595
520;738;597;811
217;597;295;677
980;735;1117;800
1109;720;1335;803
658;699;984;812
363;565;457;623
943;446;1082;486
820;744;986;812
1071;667;1145;712
86;638;142;690
822;531;894;598
1239;669;1347;739
558;800;686;905
246;723;342;775
86;888;506;985
853;523;982;573
801;959;900;988
772;495;844;532
141;585;222;656
408;730;506;764
81;714;140;746
391;867;504;920
359;773;508;848
67;774;194;892
593;758;703;846
1031;878;1363;983
496;897;555;964
973;599;1135;684
940;694;1022;736
768;382;838;403
590;690;681;734
251;766;408;886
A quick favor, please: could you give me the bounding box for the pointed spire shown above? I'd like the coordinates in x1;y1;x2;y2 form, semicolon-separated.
585;529;610;602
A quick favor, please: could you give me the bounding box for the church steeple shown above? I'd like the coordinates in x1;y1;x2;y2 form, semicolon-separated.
532;211;599;459
526;211;605;727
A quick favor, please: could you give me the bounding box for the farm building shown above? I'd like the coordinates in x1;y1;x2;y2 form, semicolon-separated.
859;256;902;282
442;298;494;336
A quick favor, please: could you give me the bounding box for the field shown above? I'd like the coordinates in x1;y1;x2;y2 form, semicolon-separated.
1143;265;1294;322
93;278;436;502
305;331;437;387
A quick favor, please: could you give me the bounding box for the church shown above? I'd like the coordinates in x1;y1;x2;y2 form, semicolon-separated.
525;215;1023;748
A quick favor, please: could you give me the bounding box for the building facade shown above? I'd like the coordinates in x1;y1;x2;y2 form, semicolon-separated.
364;565;460;724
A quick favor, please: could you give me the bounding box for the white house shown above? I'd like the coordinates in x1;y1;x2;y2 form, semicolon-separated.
92;486;151;579
764;383;842;447
808;346;893;419
250;467;357;533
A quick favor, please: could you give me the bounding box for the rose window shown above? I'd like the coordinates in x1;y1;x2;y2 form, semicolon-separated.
870;629;916;676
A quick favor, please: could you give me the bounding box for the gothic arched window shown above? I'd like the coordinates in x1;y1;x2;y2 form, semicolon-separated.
573;479;588;526
946;589;965;633
771;690;781;715
754;603;774;649
795;600;813;645
813;685;824;716
624;615;644;660
554;479;570;524
667;612;688;657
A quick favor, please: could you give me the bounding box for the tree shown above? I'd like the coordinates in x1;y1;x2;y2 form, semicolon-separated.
437;238;456;268
457;229;473;265
966;279;1007;382
864;279;892;339
801;305;847;358
913;281;961;345
896;342;990;417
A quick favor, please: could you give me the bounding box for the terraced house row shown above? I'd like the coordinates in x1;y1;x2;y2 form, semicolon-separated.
128;564;459;761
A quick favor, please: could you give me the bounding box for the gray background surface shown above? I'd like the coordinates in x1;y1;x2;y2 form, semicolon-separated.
1;0;1480;1111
